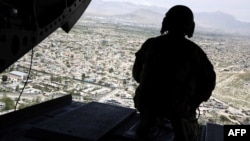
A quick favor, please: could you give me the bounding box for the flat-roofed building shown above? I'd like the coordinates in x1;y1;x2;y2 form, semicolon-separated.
9;71;28;81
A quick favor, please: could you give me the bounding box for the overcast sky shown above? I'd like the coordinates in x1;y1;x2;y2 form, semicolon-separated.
102;0;250;22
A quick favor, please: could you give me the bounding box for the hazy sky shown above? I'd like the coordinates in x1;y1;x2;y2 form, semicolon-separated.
102;0;250;22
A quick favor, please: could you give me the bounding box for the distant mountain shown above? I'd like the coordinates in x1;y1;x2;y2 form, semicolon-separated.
113;9;163;25
83;0;250;35
195;11;250;35
85;0;167;16
85;0;140;16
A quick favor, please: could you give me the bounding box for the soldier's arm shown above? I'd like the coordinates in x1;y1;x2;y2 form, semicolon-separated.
132;39;151;83
196;48;216;101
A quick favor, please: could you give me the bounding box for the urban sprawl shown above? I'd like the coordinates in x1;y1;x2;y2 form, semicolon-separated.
1;16;250;125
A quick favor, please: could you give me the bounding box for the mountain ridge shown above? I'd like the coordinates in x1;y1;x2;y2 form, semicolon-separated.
83;0;250;35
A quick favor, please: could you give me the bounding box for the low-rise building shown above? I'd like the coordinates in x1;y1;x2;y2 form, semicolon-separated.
9;71;28;81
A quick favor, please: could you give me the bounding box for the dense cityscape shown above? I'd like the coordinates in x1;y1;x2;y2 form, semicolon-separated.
0;16;250;125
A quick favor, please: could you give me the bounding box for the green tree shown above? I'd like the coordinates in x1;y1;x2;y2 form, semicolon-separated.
0;94;15;110
82;73;85;81
243;117;250;124
109;68;114;73
2;75;8;82
35;53;42;57
123;79;126;85
15;85;19;92
220;115;230;124
66;61;71;68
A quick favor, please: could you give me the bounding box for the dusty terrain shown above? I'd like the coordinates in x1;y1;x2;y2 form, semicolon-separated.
1;17;250;125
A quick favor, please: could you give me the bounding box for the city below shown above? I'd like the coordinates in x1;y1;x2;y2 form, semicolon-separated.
1;15;250;125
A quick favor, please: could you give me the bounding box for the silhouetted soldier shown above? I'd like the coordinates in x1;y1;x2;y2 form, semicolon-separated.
132;5;216;141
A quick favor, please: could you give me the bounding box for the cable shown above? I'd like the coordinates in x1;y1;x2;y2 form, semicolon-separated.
14;48;34;111
1;48;34;141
